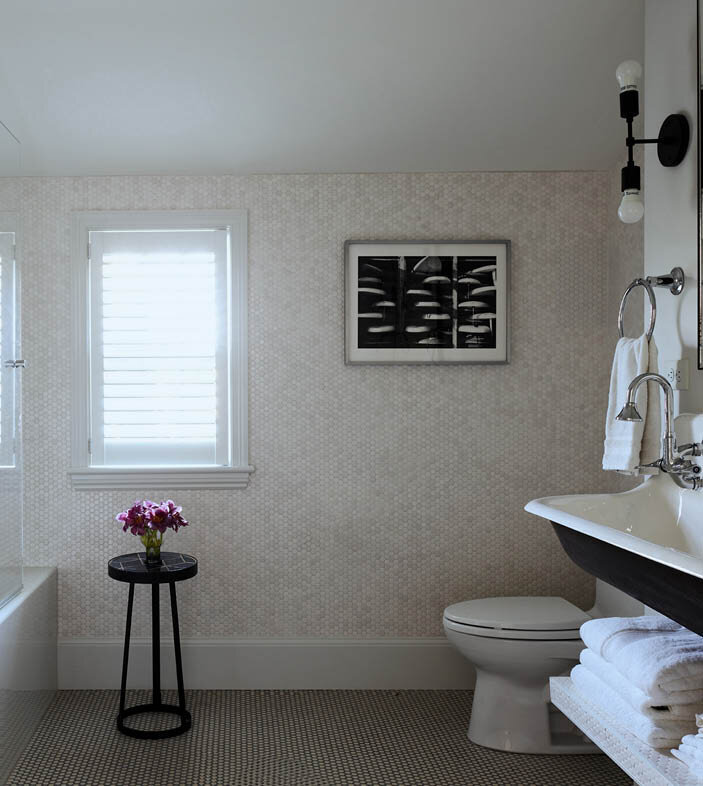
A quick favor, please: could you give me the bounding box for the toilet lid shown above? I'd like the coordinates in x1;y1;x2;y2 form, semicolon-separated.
443;596;590;632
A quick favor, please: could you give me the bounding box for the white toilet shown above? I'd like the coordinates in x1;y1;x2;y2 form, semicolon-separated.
443;595;598;755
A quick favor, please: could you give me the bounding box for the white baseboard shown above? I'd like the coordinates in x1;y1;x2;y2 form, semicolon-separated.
58;637;475;690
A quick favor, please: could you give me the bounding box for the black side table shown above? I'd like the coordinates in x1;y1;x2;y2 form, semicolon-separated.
108;551;198;739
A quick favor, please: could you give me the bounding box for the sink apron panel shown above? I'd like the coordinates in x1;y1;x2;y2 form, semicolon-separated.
551;522;703;636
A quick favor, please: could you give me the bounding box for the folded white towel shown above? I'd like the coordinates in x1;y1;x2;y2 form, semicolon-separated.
580;648;703;717
680;734;703;754
640;340;661;467
602;335;650;472
570;665;696;748
580;615;682;659
671;746;703;776
679;747;703;765
674;737;703;776
581;623;703;695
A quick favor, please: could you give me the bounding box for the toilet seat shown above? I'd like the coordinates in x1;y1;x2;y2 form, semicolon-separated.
443;618;583;640
443;596;590;640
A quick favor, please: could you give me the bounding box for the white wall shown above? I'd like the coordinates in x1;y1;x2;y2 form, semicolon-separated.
644;0;700;411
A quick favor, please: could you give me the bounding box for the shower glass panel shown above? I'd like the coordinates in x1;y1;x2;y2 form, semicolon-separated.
0;226;21;606
0;122;22;606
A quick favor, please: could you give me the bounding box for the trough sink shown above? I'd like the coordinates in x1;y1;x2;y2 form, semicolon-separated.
525;472;703;635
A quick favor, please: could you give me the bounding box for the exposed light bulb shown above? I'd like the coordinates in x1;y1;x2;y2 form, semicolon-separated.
616;60;642;91
618;190;644;223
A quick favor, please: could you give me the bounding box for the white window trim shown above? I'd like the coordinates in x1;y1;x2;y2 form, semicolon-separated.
69;209;253;491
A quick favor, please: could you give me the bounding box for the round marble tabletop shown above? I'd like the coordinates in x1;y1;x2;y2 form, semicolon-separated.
108;552;198;584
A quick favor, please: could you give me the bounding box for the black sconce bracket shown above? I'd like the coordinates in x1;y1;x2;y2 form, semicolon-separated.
654;114;691;166
621;112;690;192
626;113;690;168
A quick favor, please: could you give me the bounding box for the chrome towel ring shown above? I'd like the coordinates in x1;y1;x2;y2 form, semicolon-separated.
617;266;684;341
618;278;656;341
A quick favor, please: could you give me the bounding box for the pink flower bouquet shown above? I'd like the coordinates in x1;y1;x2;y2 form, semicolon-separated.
116;499;188;566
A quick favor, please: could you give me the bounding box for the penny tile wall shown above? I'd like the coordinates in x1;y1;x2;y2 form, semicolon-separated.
0;171;633;639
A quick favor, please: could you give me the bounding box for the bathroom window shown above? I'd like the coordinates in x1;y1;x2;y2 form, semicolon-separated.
69;210;252;490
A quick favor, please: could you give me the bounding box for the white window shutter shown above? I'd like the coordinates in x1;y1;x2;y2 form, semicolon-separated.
88;229;230;467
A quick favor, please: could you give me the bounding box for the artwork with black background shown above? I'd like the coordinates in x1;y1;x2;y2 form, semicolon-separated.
345;241;509;364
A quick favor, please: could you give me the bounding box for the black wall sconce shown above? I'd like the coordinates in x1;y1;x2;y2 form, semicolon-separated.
617;60;690;223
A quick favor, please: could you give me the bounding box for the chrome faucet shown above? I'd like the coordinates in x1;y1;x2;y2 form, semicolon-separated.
616;372;703;490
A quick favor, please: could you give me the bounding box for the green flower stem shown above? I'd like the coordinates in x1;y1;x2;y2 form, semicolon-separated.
140;530;164;558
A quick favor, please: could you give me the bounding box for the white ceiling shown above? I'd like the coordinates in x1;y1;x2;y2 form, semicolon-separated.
0;0;644;176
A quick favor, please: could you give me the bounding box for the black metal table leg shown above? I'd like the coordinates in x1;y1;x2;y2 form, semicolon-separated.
170;582;191;732
118;584;134;718
152;583;161;706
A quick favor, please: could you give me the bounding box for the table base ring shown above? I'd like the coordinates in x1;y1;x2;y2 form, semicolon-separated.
117;703;192;739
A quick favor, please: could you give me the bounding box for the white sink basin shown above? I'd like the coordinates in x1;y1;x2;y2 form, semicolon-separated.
525;472;703;582
524;413;703;631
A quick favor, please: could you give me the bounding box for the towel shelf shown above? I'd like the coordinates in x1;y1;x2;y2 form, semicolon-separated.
618;266;685;341
550;678;700;786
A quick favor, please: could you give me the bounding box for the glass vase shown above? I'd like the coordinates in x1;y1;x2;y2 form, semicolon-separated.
141;532;164;567
145;542;162;567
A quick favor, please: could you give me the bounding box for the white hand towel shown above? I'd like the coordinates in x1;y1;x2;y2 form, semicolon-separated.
591;627;703;695
570;665;696;748
671;746;703;775
580;615;682;659
640;339;661;467
580;648;703;717
602;335;649;472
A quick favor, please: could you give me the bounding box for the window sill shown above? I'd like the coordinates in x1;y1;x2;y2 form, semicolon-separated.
68;465;255;491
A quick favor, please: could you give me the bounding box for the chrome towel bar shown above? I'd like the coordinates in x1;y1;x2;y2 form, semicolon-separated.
617;266;684;341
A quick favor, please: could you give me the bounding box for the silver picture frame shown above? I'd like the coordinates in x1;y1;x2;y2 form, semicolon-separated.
344;240;510;365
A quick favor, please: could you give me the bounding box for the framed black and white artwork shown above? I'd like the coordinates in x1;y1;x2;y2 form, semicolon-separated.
344;240;510;364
